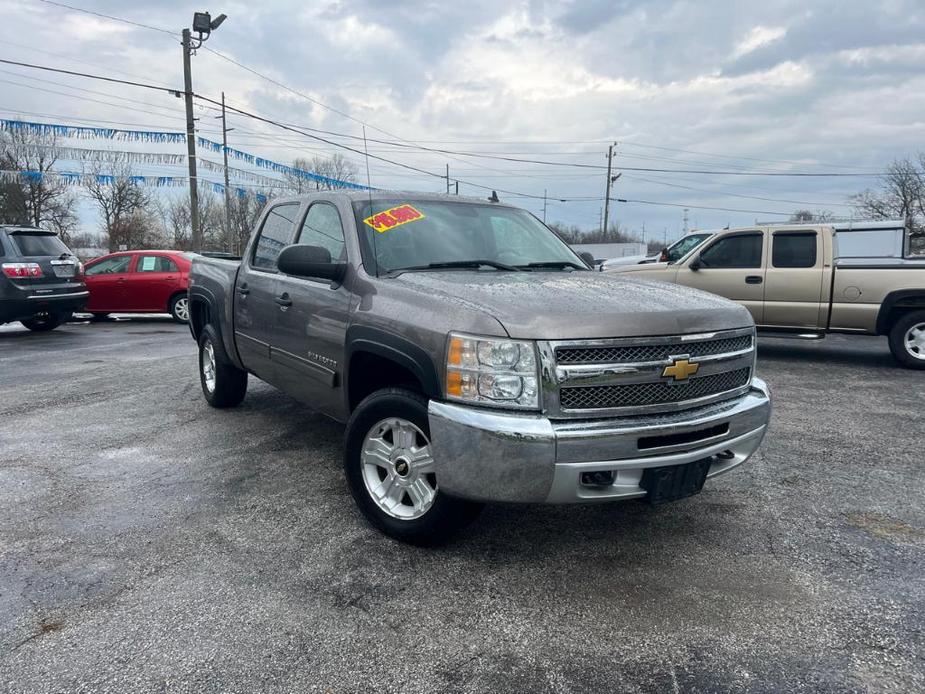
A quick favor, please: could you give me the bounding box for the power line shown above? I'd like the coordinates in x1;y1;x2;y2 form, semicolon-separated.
35;0;178;37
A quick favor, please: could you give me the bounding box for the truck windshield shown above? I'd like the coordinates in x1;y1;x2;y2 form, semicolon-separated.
353;199;587;274
666;233;712;263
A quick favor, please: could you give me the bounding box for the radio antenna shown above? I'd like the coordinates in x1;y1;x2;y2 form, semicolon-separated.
362;126;378;276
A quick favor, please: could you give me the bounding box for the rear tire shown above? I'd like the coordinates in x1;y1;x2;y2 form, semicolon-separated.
198;324;248;407
344;388;483;545
169;294;190;324
888;310;925;370
21;313;63;332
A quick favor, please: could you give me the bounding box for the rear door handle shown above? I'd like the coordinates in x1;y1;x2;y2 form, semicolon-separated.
274;294;292;307
745;275;763;284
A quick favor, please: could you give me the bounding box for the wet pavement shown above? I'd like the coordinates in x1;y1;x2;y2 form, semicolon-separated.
0;318;922;692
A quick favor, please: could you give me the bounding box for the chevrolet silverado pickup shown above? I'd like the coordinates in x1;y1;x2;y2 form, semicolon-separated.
608;220;925;369
188;193;772;544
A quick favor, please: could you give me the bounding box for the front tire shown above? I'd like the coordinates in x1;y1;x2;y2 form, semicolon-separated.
198;324;248;407
169;294;190;324
344;388;482;545
21;313;63;332
888;310;925;370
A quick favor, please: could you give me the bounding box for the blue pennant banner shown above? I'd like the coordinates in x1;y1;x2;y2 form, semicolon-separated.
0;119;186;143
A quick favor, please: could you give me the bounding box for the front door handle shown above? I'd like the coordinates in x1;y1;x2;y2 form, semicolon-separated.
237;284;250;296
274;293;292;307
745;275;763;284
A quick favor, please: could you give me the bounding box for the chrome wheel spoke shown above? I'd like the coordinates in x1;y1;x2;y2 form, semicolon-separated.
904;323;925;360
362;436;394;467
407;477;435;511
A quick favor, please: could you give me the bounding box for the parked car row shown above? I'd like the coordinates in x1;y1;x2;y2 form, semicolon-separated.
1;224;194;331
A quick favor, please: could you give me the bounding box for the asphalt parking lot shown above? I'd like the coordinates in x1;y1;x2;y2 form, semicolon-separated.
0;319;922;693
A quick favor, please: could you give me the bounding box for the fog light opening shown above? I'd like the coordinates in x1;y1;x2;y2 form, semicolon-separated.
580;470;615;487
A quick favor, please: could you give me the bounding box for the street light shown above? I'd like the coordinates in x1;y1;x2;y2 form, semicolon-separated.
182;11;227;251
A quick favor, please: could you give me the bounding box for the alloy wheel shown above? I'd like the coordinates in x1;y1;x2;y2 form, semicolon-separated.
360;417;438;520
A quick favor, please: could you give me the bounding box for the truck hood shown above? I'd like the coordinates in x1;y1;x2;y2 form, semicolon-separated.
392;271;753;340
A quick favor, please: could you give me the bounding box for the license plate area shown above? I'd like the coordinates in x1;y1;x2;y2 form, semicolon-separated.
51;263;76;278
640;458;711;505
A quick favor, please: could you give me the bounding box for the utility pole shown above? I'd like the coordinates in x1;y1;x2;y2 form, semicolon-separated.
682;208;690;235
180;11;228;252
181;29;201;251
455;181;459;195
542;189;548;223
602;142;615;234
220;91;232;253
446;164;450;194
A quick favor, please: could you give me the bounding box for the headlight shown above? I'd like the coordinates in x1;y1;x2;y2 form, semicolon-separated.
445;332;539;409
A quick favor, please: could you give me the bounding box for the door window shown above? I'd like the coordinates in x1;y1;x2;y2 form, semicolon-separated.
698;234;763;268
135;255;179;273
85;256;132;275
772;233;817;268
252;203;300;271
296;203;346;261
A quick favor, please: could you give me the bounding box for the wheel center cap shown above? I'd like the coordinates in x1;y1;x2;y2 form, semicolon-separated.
394;457;411;477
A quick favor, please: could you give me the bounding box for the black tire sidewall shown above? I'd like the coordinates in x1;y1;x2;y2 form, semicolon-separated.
22;313;62;331
344;388;481;545
889;310;925;369
198;324;247;407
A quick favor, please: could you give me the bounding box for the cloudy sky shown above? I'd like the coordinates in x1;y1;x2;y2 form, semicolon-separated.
1;0;924;242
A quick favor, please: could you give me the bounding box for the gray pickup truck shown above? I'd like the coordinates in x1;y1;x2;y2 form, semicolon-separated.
189;192;772;544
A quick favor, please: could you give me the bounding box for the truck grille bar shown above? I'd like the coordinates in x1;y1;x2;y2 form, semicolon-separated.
539;327;756;418
559;368;752;410
555;334;753;365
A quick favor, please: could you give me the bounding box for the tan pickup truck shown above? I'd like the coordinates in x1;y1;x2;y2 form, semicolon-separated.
608;220;925;369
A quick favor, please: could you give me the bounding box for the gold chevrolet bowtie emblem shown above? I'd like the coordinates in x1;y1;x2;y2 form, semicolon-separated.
662;358;700;381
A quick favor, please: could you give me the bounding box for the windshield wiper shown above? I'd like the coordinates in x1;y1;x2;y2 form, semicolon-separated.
515;261;587;271
389;260;523;274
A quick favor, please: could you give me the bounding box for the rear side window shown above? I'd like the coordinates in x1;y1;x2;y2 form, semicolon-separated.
699;233;763;269
772;232;817;268
252;203;300;271
136;255;179;272
10;232;70;257
297;203;346;261
85;256;132;275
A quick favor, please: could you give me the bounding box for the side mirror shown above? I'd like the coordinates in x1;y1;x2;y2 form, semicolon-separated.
578;251;595;268
689;258;702;271
277;244;346;283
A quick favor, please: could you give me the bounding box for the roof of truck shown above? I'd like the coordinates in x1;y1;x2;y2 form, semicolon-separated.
268;190;519;208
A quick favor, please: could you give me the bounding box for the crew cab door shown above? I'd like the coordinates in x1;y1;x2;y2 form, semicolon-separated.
233;202;301;379
763;229;826;329
676;230;767;323
271;200;351;416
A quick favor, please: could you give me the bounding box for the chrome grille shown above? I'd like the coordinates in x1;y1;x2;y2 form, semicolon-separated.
556;334;753;364
560;368;751;411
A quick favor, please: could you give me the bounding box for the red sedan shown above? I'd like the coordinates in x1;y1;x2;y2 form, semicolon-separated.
83;250;193;323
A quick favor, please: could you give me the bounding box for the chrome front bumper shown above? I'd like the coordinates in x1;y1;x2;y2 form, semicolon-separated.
427;377;771;504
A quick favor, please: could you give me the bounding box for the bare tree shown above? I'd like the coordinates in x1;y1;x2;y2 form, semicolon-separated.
0;128;78;242
228;190;268;254
84;155;153;251
283;154;359;193
852;156;925;254
789;209;836;223
160;192;226;251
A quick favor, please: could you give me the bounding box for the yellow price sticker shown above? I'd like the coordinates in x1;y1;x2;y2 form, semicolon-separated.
363;204;426;233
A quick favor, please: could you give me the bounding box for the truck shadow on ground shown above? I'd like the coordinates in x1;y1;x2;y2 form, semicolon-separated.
756;339;898;369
